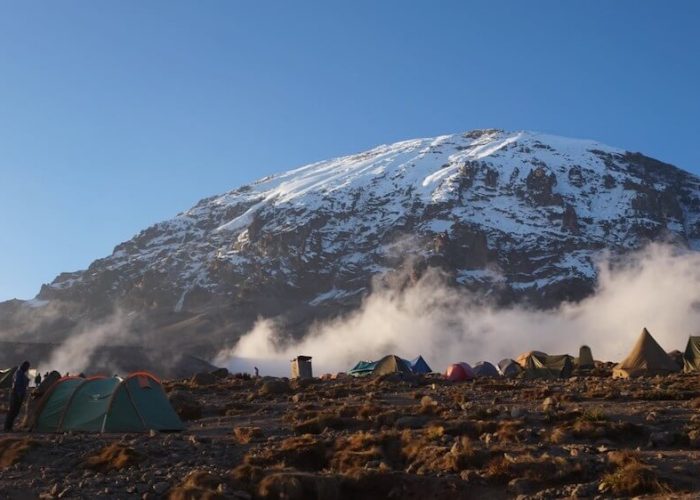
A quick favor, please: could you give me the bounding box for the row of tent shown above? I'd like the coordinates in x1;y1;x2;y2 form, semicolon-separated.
348;355;432;377
0;370;184;433
346;329;700;381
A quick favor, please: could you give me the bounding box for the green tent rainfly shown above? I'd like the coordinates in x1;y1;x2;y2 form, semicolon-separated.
30;372;184;433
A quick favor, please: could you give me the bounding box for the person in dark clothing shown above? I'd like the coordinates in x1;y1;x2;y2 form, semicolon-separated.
34;373;42;386
4;361;30;432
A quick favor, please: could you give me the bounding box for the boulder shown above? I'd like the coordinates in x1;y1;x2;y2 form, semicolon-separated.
168;391;202;420
190;372;217;386
259;379;291;396
210;368;229;379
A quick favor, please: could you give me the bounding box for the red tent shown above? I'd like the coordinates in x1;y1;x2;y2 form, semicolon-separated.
445;362;474;381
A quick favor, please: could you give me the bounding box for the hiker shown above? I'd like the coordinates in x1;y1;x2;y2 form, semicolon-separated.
34;372;42;386
4;361;30;432
254;366;259;378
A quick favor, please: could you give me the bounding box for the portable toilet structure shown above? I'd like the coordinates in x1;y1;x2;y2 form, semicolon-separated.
291;356;313;379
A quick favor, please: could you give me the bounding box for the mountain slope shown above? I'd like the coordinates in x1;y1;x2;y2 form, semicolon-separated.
3;129;700;366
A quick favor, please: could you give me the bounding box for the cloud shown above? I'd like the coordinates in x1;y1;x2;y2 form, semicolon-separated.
41;310;136;375
215;244;700;376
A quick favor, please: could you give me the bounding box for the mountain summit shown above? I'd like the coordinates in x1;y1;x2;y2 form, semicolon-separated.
3;129;700;366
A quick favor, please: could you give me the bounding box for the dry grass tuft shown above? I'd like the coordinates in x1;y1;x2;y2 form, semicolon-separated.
167;470;228;500
602;461;666;496
82;443;145;472
257;471;340;500
330;431;403;472
483;452;586;486
233;426;264;444
0;438;37;468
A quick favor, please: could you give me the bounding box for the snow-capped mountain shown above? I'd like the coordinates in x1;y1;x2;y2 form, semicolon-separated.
3;129;700;361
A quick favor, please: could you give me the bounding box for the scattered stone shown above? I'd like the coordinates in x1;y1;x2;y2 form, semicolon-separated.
395;416;429;429
649;431;675;448
510;407;526;419
152;481;170;495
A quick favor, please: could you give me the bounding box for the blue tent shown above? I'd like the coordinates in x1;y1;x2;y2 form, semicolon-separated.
348;360;377;377
407;356;432;374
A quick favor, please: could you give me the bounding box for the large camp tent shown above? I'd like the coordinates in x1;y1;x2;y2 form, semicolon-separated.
372;355;412;376
0;366;17;389
613;328;680;379
350;355;413;377
518;352;573;379
30;372;184;433
683;337;700;373
472;361;499;378
498;359;522;378
406;356;432;374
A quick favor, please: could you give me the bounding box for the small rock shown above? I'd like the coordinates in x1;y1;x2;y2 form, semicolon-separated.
649;431;674;447
152;481;170;495
510;407;526;419
688;429;700;448
460;470;480;482
395;416;429;429
508;478;536;495
259;379;290;396
542;396;557;412
571;482;596;498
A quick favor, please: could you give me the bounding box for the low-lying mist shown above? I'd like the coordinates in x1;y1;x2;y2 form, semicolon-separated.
215;244;700;376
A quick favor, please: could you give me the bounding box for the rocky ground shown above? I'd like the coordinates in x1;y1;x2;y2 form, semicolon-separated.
1;369;700;499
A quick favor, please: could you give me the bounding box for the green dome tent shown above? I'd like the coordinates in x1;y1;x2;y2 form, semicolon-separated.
30;372;184;433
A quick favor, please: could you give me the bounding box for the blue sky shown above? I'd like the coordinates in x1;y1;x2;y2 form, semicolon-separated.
1;1;699;301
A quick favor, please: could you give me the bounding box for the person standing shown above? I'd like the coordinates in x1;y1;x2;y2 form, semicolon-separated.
4;361;30;432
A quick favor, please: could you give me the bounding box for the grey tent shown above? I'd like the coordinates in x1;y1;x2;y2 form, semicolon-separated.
472;361;499;378
498;359;522;378
683;337;700;373
667;350;684;370
613;328;680;378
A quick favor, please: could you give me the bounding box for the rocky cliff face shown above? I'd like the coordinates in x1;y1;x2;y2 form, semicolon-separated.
3;129;700;362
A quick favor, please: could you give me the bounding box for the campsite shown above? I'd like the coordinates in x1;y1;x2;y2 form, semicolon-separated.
1;329;700;498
